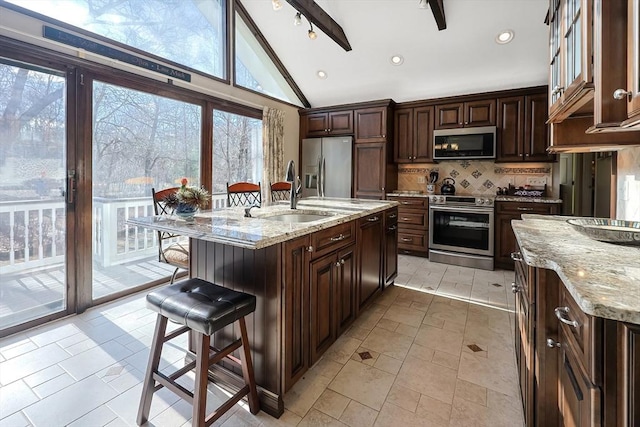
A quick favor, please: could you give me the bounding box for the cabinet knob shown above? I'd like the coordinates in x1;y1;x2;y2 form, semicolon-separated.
525;153;530;157
613;88;631;100
335;262;341;268
328;128;332;132
546;338;561;348
340;258;345;265
510;251;523;261
511;282;521;293
307;246;314;252
464;121;468;125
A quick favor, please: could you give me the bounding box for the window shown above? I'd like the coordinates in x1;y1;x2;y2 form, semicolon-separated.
235;11;303;105
7;0;227;79
212;110;262;201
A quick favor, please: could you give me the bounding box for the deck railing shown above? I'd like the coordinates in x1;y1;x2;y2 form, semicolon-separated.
0;192;228;274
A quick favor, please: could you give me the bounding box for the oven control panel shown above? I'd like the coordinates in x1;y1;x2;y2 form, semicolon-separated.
429;195;494;207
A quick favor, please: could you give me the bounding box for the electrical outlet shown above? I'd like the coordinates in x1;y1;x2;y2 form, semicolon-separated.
526;177;547;186
417;176;426;184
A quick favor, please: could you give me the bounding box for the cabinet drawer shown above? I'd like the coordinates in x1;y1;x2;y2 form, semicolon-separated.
496;201;556;215
391;197;428;209
397;211;428;228
311;222;356;259
556;287;602;384
397;231;427;251
513;251;532;301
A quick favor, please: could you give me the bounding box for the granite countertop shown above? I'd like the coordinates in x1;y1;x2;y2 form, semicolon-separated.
496;195;562;204
512;214;640;324
386;191;432;199
127;197;398;250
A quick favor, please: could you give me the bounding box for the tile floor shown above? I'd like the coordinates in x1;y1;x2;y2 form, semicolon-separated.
0;255;523;426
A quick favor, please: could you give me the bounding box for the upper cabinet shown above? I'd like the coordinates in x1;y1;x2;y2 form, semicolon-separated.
435;99;496;129
394;106;434;163
301;110;353;138
548;0;594;123
628;0;640;123
497;93;554;162
354;106;389;142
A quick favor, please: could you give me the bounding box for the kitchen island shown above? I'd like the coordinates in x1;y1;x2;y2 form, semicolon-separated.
510;214;640;426
128;198;399;417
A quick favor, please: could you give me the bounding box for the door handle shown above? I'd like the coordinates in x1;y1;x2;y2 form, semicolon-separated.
66;169;76;204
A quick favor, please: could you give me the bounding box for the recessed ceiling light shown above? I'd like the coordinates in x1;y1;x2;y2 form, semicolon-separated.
317;70;328;79
495;30;514;44
390;55;404;66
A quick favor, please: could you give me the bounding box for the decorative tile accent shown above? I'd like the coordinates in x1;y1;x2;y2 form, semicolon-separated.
449;170;460;178
400;167;430;174
467;344;484;353
482;180;494;189
459;160;471;169
491;283;502;288
471;170;482;179
359;351;373;360
459;179;470;189
494;167;551;174
104;365;124;377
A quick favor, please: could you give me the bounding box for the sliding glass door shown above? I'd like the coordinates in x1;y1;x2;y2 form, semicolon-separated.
90;80;202;301
0;58;71;333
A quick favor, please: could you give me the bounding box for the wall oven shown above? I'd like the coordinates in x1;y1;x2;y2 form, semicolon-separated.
428;195;495;270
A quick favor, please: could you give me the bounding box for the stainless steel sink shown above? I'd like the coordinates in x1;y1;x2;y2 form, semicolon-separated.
262;212;333;223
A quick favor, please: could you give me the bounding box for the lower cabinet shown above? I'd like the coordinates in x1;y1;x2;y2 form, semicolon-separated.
495;201;560;269
357;213;383;309
387;195;429;256
309;244;356;365
283;208;397;391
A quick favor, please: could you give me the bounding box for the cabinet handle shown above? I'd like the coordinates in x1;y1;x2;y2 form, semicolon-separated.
546;338;561;348
307;246;314;252
401;217;411;221
388;214;397;219
401;201;412;205
510;251;523;261
382;134;385;138
335;262;341;268
340;258;345;265
511;282;521;293
517;207;534;211
328;128;331;132
367;216;379;222
613;88;632;100
554;306;579;328
401;237;412;242
525;153;530;157
330;234;346;242
388;225;398;231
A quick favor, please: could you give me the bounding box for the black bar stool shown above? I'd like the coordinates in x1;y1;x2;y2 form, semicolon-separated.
137;278;260;426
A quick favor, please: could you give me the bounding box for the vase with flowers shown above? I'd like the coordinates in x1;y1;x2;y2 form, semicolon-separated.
163;178;211;221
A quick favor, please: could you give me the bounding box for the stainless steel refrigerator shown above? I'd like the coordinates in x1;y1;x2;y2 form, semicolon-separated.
301;137;353;198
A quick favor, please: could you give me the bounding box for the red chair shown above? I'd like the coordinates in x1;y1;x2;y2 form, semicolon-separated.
226;182;261;207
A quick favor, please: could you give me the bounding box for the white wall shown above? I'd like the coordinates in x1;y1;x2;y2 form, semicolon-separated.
0;5;301;165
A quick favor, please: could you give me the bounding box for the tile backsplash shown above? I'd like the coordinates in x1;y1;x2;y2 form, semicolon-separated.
616;146;640;221
398;161;555;197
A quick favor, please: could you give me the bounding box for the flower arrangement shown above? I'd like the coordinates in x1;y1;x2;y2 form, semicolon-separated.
163;178;211;210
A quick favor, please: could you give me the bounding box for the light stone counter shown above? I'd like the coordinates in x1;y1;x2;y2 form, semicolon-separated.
127;197;398;250
496;195;562;204
512;214;640;324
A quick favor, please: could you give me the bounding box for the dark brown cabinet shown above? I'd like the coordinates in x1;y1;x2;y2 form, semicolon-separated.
309;243;357;364
435;99;496;129
384;208;398;286
357;213;383;309
355;106;388;142
387;196;429;256
494;201;560;270
497;93;553;162
513;256;534;427
354;143;394;199
394;106;434;163
302;110;353;137
283;235;310;391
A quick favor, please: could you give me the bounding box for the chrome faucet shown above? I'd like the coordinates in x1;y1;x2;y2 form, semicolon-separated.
285;160;301;209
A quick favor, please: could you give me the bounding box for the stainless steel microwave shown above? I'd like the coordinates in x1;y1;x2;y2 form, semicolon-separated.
433;126;497;160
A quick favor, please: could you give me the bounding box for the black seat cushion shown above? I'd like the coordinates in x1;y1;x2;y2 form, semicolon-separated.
146;278;256;336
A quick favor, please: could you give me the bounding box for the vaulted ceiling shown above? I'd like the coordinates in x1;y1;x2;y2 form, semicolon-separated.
240;0;550;108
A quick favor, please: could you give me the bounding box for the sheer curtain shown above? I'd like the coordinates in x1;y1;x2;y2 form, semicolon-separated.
262;107;285;202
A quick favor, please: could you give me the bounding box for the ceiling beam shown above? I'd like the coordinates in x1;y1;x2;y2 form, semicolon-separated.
285;0;352;52
428;0;446;31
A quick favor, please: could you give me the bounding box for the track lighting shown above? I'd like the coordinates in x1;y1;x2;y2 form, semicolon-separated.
272;0;283;11
294;12;302;26
308;22;317;40
418;0;429;9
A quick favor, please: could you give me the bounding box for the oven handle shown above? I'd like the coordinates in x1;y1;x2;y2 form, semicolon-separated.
429;205;494;214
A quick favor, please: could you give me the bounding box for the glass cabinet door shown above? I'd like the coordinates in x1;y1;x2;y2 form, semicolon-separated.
629;0;640;119
549;0;563;106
